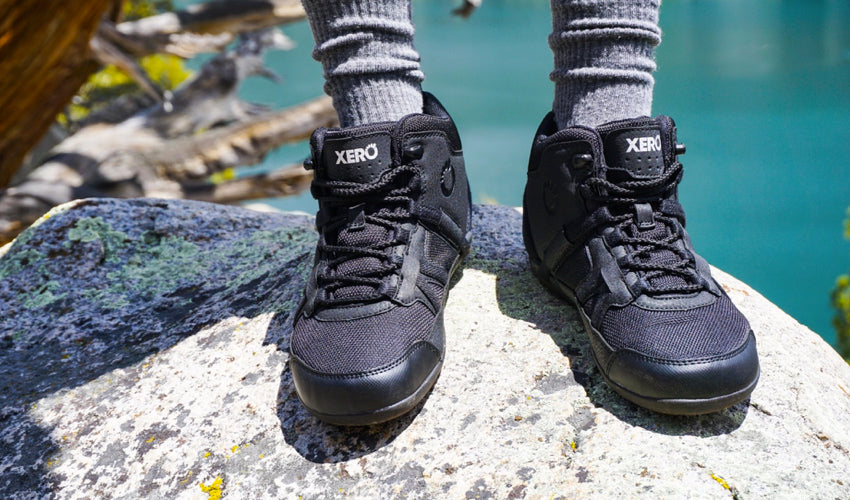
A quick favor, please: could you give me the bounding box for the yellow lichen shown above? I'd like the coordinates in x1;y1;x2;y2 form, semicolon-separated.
146;436;155;443
711;473;731;490
204;452;211;458
231;445;239;453
200;477;223;500
570;441;577;451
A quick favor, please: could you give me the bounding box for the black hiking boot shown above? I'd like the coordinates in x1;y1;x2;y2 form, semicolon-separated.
290;93;473;425
523;113;759;415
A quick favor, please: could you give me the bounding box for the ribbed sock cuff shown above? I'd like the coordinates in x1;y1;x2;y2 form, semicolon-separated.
549;0;662;128
302;0;424;127
324;76;423;127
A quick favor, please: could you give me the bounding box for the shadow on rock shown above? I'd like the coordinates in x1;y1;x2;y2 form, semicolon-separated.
464;205;748;437
0;199;317;495
273;364;423;464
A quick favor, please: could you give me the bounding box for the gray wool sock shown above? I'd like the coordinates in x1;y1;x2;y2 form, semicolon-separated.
549;0;662;129
301;0;424;128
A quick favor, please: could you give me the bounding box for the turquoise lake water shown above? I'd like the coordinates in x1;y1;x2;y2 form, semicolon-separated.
226;0;850;347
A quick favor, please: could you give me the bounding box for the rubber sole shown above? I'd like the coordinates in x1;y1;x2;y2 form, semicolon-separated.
302;358;444;426
600;361;759;415
524;225;758;415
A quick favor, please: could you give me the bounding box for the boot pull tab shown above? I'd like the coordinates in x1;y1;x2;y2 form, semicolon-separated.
635;203;655;229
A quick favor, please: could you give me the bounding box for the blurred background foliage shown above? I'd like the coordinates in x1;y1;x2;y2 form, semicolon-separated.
832;211;850;361
60;0;191;127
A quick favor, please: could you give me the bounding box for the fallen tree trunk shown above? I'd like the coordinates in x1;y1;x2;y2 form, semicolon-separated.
0;97;333;245
0;0;310;192
182;163;313;204
0;31;337;245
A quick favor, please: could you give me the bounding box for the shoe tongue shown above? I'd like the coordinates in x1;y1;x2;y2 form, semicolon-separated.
331;220;392;301
318;125;399;302
320;128;394;183
600;120;666;181
628;222;690;291
600;119;695;292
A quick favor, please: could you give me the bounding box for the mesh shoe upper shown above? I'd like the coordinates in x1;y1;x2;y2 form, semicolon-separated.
601;299;750;360
293;302;436;374
291;93;472;379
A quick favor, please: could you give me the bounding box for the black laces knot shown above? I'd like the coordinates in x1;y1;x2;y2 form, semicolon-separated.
583;160;704;295
314;164;421;306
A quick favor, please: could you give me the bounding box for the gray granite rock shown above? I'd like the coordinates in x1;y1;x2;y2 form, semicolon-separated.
1;198;848;499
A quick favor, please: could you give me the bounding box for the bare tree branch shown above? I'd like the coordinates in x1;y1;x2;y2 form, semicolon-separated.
182;163;313;204
90;34;165;102
105;94;336;182
0;29;337;245
0;96;334;244
109;0;306;58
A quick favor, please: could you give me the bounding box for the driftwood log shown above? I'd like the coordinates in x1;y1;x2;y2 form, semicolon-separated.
103;0;306;59
0;31;337;245
0;0;310;190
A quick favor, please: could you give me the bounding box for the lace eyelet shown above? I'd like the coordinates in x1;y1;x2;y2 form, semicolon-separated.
572;153;594;170
403;143;424;161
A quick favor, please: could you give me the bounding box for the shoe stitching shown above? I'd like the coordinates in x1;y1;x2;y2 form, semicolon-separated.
610;332;753;367
292;341;440;380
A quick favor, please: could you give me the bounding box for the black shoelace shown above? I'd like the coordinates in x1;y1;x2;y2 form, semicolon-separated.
312;164;420;306
581;160;704;295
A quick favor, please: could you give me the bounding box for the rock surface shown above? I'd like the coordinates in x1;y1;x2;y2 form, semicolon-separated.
1;198;849;499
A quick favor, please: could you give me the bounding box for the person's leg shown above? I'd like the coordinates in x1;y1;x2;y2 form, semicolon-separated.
302;0;423;127
522;0;760;415
549;0;661;128
291;0;472;425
